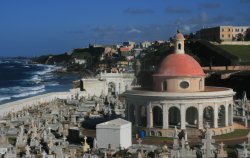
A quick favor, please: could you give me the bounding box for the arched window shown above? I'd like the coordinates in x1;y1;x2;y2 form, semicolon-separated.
178;43;181;50
163;81;167;91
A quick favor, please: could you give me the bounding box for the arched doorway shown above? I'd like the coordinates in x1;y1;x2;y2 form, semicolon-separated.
218;105;226;127
108;82;116;95
140;106;147;126
203;106;214;128
153;106;163;127
169;107;180;127
186;107;198;128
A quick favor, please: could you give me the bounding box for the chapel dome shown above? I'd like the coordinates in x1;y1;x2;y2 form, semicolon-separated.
154;53;205;77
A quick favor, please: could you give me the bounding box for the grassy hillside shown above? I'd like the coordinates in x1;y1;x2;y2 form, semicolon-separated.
218;45;250;63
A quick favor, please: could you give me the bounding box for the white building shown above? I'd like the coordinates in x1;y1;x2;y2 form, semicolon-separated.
96;118;132;149
81;72;135;96
72;58;86;65
140;41;152;48
125;31;235;137
232;26;249;39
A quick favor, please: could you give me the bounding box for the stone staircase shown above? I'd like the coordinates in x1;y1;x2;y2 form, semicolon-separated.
185;128;203;143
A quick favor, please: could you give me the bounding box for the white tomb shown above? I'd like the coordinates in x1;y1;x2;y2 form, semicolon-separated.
96;118;131;149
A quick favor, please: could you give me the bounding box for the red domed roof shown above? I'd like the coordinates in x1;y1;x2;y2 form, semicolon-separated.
154;53;205;77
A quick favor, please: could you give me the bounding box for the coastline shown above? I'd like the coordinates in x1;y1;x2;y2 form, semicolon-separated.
0;60;81;105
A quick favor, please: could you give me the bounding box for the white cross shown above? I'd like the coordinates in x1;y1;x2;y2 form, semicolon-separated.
63;136;67;142
84;136;88;144
137;138;142;147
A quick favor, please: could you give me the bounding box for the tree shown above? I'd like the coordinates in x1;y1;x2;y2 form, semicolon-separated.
237;33;244;41
245;28;250;41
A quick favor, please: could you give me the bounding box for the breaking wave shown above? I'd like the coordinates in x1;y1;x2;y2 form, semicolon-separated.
12;89;46;98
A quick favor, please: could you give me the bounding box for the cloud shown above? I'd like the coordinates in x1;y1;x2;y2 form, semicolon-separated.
123;8;155;14
199;2;220;9
240;0;250;3
165;7;191;14
127;27;142;34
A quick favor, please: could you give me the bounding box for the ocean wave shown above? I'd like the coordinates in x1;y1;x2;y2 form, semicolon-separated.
0;61;10;64
12;89;46;98
43;74;54;80
29;75;42;84
0;85;45;93
33;65;59;76
45;81;60;86
0;96;11;102
13;60;23;64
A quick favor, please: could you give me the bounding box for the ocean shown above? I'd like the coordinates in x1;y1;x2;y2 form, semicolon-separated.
0;58;80;105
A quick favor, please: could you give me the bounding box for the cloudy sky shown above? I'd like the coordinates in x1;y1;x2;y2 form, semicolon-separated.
0;0;250;57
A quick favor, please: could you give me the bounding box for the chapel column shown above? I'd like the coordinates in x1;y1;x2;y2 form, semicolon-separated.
213;105;218;128
147;102;153;128
163;105;169;129
229;103;234;126
225;104;229;126
180;105;186;130
198;104;203;129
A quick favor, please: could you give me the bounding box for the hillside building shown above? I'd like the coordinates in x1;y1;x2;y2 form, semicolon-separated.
198;26;249;42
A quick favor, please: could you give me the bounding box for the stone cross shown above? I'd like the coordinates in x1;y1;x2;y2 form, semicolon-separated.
42;150;47;158
174;126;178;137
217;142;228;158
205;122;210;129
62;135;67;142
184;131;187;141
243;142;249;158
202;129;215;158
93;138;98;149
48;126;52;133
173;136;179;150
137;138;142;147
82;136;90;152
25;145;31;157
181;138;186;157
104;151;107;158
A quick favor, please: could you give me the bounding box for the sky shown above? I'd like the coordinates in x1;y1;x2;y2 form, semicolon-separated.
0;0;250;57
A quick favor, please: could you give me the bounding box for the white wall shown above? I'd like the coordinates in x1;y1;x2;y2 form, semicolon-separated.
82;72;134;96
0;92;73;117
120;125;132;149
96;128;121;149
82;79;106;96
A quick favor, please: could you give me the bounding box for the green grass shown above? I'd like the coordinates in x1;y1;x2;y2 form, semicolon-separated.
213;129;250;139
218;45;250;62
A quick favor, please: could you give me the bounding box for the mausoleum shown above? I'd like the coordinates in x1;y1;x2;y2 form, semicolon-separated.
124;31;235;137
